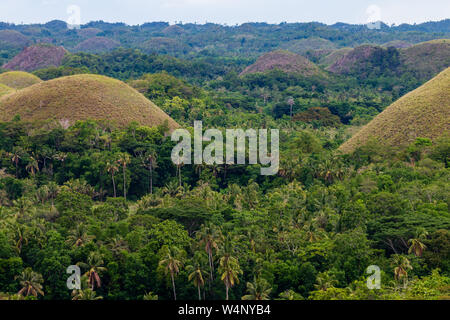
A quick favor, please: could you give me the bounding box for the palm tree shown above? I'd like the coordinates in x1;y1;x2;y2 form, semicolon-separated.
144;151;158;194
218;234;242;300
117;154;131;200
16;268;44;297
187;264;206;300
66;224;95;247
106;161;119;197
72;288;103;300
197;224;222;291
162;180;184;197
314;272;338;291
242;277;271;300
408;228;428;257
143;292;158;300
26;156;39;176
10;149;21;177
287;97;295;118
77;252;107;290
159;246;183;300
393;255;413;288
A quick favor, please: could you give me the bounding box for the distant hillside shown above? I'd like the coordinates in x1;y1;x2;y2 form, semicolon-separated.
326;45;383;74
280;37;337;54
0;30;31;49
318;48;352;67
382;40;413;49
340;67;450;153
0;71;42;89
140;37;190;55
400;39;450;80
2;44;67;72
240;50;323;77
73;37;121;54
0;74;179;129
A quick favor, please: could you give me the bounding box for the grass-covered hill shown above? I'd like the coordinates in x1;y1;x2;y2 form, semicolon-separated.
0;74;179;129
340;67;450;153
2;44;67;72
0;71;42;89
0;30;31;49
326;44;384;74
240;50;324;77
400;39;450;80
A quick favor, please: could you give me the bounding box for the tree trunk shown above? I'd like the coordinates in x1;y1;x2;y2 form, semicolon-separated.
171;272;177;300
225;285;229;300
123;167;126;200
149;166;153;194
198;285;201;301
112;174;116;198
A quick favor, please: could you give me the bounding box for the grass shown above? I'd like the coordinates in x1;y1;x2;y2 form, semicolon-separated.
0;71;42;89
339;67;450;153
240;50;324;77
3;44;67;72
0;83;14;98
0;74;179;130
400;39;450;80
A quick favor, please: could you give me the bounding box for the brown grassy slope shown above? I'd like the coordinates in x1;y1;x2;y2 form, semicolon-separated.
3;45;68;72
0;84;14;98
0;74;179;130
319;48;353;68
339;67;450;153
326;45;380;74
400;39;450;80
240;50;324;77
0;71;42;89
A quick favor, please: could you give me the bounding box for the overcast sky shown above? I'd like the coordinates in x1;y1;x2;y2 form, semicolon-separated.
0;0;448;26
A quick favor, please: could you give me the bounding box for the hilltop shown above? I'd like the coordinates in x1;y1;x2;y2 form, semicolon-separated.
2;44;67;72
339;67;450;153
280;37;337;54
326;44;383;74
240;50;323;77
0;74;179;129
0;71;42;89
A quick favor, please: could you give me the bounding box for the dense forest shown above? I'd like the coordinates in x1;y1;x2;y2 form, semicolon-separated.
0;19;449;301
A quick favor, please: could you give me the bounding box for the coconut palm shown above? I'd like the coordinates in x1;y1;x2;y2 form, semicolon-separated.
10;148;22;177
242;277;272;300
16;268;44;297
314;272;338;291
106;161;119;197
408;228;428;257
72;288;103;300
393;255;413;288
144;151;158;194
26;156;39;176
117;153;131;200
159;246;183;300
143;292;158;300
218;234;242;300
77;252;107;290
197;224;222;290
187;264;207;300
66;224;95;247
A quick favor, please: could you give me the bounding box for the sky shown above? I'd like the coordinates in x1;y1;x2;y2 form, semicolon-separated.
0;0;448;26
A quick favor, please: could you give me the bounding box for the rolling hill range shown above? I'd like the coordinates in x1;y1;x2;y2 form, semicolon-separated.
240;50;323;77
339;67;450;153
0;71;42;89
2;44;67;72
0;30;31;49
0;74;179;129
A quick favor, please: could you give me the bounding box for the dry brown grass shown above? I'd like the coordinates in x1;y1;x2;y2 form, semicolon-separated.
339;67;450;153
0;74;179;130
0;83;14;98
0;71;42;89
240;50;324;77
3;44;67;72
